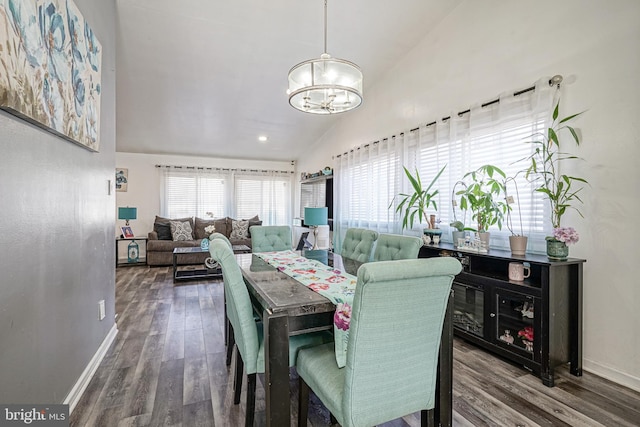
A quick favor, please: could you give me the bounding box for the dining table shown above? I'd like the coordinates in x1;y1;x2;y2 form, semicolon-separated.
236;249;454;427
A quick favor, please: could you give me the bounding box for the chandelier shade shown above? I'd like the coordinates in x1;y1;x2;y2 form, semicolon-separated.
287;0;363;114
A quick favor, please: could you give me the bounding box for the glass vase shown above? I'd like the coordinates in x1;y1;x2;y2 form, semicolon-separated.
546;238;568;261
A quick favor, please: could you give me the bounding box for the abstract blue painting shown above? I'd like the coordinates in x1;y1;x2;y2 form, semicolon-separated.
0;0;102;151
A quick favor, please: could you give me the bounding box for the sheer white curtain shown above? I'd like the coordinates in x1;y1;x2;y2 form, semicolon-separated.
160;167;294;225
334;78;556;253
233;170;293;225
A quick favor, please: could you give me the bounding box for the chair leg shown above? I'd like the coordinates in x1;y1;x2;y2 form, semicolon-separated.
226;325;235;366
233;347;243;405
245;373;256;427
421;409;435;427
298;377;309;427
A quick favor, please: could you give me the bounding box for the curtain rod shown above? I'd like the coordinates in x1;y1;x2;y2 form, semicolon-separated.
335;75;563;159
155;165;294;174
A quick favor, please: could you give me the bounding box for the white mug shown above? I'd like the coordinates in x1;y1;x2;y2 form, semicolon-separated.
508;262;530;281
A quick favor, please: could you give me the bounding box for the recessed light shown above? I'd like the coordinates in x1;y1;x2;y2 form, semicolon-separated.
258;135;268;142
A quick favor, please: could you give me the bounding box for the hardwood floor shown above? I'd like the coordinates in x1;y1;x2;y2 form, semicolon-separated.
70;266;640;426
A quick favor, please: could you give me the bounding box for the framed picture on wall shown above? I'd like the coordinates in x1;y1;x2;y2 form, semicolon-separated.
121;226;134;238
116;168;128;192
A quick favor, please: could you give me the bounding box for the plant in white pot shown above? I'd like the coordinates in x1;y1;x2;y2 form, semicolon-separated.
456;164;508;249
450;180;471;247
503;177;527;256
522;100;587;260
391;165;447;238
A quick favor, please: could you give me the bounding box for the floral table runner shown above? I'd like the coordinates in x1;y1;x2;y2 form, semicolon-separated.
255;250;355;368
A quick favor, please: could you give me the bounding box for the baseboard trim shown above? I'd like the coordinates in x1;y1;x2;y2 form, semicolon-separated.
64;323;118;413
584;358;640;393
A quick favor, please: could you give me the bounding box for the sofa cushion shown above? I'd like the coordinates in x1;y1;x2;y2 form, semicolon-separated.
156;223;173;240
194;217;220;240
230;219;250;239
246;215;262;237
171;220;193;241
155;215;194;239
147;239;202;252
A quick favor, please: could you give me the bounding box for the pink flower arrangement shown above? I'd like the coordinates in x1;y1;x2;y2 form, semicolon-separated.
551;227;580;245
518;326;534;342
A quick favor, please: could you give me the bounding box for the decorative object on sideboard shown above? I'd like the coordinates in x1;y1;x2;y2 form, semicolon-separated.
456;164;508;250
391;164;446;232
504;177;528;256
287;0;362;114
0;0;102;151
304;207;328;250
522;87;588;261
127;240;139;263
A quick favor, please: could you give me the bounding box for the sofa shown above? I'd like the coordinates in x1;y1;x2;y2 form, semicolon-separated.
146;215;260;266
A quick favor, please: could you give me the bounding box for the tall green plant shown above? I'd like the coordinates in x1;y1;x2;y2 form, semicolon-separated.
391;165;446;230
457;164;508;233
523;101;587;229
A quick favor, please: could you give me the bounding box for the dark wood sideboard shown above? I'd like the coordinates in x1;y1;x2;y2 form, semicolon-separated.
419;243;585;387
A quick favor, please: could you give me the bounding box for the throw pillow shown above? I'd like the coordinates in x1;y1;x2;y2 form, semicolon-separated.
230;219;249;240
194;217;217;240
156;223;173;240
155;216;195;239
170;220;193;241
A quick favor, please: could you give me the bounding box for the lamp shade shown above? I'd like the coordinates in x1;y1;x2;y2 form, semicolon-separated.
304;207;328;226
118;207;137;221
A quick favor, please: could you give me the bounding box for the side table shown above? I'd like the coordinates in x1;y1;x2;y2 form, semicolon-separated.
116;236;148;267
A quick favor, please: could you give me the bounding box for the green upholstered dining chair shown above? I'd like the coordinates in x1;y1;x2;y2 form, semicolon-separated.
209;232;232;248
250;225;292;252
372;233;422;261
296;257;462;427
341;228;379;262
208;239;330;427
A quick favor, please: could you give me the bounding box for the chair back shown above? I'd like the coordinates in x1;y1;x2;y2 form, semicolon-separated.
342;257;461;426
341;228;379;262
372;233;422;261
250;225;292;252
209;239;260;374
209;232;232;248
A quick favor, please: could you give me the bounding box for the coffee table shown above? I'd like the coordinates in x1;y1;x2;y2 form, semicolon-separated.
172;245;251;283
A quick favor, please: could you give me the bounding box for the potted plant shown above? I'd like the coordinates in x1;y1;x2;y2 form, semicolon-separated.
456;164;508;248
449;180;470;247
503;177;527;255
391;165;447;234
523;100;587;260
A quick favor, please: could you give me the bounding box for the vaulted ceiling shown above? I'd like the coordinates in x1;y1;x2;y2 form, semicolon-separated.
115;0;461;161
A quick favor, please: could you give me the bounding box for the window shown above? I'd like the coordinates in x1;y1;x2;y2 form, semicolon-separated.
160;167;293;225
335;80;556;253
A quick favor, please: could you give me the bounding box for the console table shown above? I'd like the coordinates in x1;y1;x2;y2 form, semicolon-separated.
419;243;585;387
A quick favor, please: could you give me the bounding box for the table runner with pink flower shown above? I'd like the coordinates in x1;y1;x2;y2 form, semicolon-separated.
254;250;354;368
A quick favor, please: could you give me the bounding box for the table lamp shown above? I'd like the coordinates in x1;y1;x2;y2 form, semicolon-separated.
118;207;137;226
304;207;328;250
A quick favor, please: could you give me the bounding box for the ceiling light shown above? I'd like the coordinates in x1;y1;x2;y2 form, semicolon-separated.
258;135;268;142
287;0;363;115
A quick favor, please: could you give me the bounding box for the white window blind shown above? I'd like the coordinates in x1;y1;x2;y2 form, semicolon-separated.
334;79;556;253
234;173;292;224
163;172;226;219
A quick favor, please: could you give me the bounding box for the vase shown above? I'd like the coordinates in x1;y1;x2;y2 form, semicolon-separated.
509;235;528;256
452;230;465;247
201;238;210;251
477;232;490;250
546;238;568;261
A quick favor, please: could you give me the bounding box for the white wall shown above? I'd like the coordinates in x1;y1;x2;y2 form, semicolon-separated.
115;152;295;242
0;0;117;403
298;0;640;390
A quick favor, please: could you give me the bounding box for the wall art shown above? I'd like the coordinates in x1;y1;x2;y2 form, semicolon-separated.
116;168;127;192
0;0;102;151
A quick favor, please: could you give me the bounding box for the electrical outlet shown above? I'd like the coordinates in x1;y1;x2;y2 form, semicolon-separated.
99;300;106;320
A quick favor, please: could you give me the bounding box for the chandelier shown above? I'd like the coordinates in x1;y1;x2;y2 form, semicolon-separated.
287;0;363;114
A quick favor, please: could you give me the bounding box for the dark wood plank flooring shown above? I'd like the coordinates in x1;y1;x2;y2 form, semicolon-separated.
70;266;640;426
